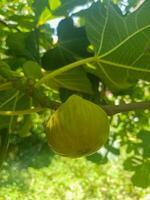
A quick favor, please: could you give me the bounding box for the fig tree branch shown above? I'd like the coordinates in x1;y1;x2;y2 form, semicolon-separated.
0;101;149;116
102;101;150;116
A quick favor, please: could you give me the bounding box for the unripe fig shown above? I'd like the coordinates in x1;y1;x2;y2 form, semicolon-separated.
46;95;109;158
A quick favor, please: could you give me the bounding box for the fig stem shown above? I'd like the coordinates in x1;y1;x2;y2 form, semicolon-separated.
102;101;150;116
35;56;98;87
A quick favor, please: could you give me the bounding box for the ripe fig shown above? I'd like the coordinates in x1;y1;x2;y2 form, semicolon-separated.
46;95;109;158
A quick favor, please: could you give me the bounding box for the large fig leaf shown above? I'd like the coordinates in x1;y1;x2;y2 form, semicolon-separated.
84;1;150;90
42;18;91;69
42;18;93;94
6;31;39;62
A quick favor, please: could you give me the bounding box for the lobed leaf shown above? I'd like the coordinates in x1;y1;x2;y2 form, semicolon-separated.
84;1;150;90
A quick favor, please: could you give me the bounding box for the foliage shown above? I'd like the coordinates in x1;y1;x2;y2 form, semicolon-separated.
0;0;150;190
0;148;149;200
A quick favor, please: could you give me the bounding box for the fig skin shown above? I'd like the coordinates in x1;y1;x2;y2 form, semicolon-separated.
46;95;109;158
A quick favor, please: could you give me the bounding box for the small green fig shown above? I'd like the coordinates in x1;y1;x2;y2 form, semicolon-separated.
46;95;109;158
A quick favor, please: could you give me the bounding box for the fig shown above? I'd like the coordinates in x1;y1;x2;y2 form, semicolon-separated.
46;95;109;158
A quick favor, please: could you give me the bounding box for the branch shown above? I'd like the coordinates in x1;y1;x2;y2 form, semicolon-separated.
102;101;150;116
0;101;149;116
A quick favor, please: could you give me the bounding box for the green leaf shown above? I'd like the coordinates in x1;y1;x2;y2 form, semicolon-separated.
138;130;150;158
6;32;30;58
0;61;11;79
49;0;61;11
0;89;17;107
107;145;120;155
59;88;75;102
126;0;141;13
124;156;143;171
42;18;91;69
0;91;32;130
23;61;42;80
15;95;32;110
86;152;108;164
132;161;150;188
84;1;150;90
32;0;55;26
6;31;39;62
124;155;150;188
15;137;54;168
39;24;53;49
42;18;93;94
85;63;132;91
8;15;36;30
45;67;93;94
38;7;55;26
32;0;49;23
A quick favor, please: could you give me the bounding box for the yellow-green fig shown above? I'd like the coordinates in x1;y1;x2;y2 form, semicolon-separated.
46;95;109;158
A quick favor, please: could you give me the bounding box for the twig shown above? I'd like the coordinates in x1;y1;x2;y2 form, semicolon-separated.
35;56;98;87
0;101;149;116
